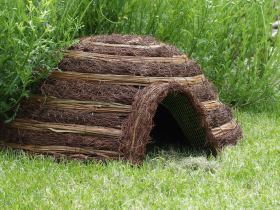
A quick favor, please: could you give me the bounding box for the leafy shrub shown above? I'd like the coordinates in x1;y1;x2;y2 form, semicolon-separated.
77;0;280;106
1;0;279;121
0;0;92;121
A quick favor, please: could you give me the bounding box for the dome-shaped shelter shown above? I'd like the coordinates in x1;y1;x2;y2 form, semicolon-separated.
0;34;242;163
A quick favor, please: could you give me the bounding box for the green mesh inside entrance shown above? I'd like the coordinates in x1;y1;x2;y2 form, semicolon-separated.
161;93;206;148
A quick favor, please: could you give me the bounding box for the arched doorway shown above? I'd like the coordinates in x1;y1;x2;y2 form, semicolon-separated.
120;82;218;163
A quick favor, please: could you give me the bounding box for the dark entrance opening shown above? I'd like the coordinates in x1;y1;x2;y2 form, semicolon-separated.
146;93;212;156
121;83;218;163
146;103;191;152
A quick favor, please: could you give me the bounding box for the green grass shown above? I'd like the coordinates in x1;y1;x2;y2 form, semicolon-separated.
0;102;279;209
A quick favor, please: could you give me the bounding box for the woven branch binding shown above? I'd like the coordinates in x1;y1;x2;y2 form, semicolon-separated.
1;34;243;163
50;70;205;86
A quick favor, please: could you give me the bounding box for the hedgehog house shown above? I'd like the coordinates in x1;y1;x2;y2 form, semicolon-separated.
0;34;243;163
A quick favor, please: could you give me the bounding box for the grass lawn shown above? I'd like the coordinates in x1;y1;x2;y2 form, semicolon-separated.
0;102;279;209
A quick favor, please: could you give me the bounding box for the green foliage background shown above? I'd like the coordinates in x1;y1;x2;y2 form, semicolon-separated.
1;0;280;121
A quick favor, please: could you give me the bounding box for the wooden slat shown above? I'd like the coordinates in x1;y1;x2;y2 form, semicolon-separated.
23;95;131;113
0;142;122;157
50;70;206;86
212;120;237;137
202;100;221;111
6;119;121;138
80;40;166;49
24;95;221;113
64;50;189;64
4;119;237;148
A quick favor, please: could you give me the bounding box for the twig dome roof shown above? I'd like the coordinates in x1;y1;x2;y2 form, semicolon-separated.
1;34;243;163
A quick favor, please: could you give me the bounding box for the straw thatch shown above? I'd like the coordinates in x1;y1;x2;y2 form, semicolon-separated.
69;35;183;57
0;34;243;163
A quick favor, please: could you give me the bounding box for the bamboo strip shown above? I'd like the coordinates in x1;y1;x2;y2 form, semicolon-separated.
63;50;189;64
50;70;206;86
24;95;221;113
212;120;237;137
6;119;121;138
3;119;237;153
23;95;131;113
81;40;166;49
0;142;122;157
202;100;221;111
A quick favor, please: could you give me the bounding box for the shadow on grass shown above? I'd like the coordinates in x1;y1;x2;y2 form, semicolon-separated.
144;137;219;172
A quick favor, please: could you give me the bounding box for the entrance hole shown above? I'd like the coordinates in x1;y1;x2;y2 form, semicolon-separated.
146;93;207;153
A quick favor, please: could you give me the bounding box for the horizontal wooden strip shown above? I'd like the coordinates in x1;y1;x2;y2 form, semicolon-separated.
23;95;131;113
6;119;121;138
64;50;189;64
202;100;222;111
81;40;166;49
5;119;237;145
24;95;220;113
50;70;205;86
0;142;121;158
211;120;237;137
